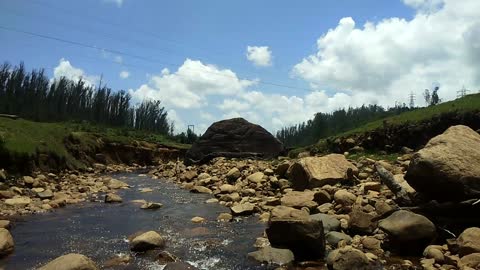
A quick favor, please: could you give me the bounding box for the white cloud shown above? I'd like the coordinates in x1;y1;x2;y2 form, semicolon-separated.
53;58;100;87
217;99;250;111
246;46;273;67
119;70;130;79
103;0;123;7
129;59;255;109
292;0;480;106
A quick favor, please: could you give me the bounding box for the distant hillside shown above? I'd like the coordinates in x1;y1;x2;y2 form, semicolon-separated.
289;93;480;156
0;118;189;173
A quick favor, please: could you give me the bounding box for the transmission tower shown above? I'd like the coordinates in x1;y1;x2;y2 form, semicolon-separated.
408;92;416;108
457;86;469;98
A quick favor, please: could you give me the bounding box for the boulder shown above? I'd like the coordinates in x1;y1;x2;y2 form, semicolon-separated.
129;231;165;251
405;125;480;201
280;191;318;209
5;196;31;207
248;246;294;266
287;154;358;190
458;253;480;269
231;202;256;216
457;227;480;256
190;186;212;194
270;206;309;220
105;193;122;203
266;216;325;260
107;179;129;189
184;118;285;165
333;190;357;206
0;228;14;256
348;207;377;235
37;189;54;199
326;232;352;247
226;168;241;182
379;210;436;253
219;184;236;193
140;202;163;209
309;213;340;233
217;213;233;222
247;172;265;183
38;253;98;270
326;246;372;270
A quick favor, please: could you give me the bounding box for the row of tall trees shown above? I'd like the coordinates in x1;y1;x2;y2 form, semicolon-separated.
0;62;172;135
276;104;412;147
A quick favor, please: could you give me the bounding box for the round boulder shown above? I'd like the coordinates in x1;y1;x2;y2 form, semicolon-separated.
0;228;14;256
38;253;98;270
129;231;165;252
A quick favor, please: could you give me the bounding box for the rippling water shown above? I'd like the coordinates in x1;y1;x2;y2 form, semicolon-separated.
0;173;268;269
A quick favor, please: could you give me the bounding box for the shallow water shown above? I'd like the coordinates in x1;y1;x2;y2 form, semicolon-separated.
0;173;268;270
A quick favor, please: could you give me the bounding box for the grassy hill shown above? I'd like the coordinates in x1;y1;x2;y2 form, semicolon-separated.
0;118;189;172
340;93;480;136
291;93;480;157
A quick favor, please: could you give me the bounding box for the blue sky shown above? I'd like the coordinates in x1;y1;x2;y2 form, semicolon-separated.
1;0;479;133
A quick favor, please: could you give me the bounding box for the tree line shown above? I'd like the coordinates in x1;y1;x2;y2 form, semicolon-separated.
276;104;412;147
0;62;172;135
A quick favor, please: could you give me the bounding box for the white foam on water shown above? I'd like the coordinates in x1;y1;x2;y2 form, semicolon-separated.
221;239;232;246
187;257;221;270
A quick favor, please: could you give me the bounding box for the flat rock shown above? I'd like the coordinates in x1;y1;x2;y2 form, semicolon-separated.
287;154;358;190
5;196;31;207
190;186;212;194
231;202;256;216
281;191;317;209
405;125;480;201
38;253;98;270
248;246;294;266
140;202;163;209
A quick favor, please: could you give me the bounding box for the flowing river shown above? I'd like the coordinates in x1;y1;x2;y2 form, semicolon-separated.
0;172;269;269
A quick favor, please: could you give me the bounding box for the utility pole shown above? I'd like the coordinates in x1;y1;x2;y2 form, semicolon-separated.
457;85;468;98
408;91;416;108
187;125;195;134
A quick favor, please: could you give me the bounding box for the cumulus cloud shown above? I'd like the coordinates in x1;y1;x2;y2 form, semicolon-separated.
246;46;273;67
119;70;130;79
217;99;250;111
129;59;255;109
53;58;100;87
292;0;480;105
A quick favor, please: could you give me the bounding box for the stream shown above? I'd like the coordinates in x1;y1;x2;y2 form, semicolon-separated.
0;172;268;269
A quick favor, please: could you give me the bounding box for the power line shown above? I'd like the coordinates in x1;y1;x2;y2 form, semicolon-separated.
0;25;312;92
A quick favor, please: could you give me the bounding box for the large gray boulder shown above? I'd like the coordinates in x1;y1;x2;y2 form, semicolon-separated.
287;154;358;190
379;210;436;253
129;231;165;251
38;253;98;270
405;125;480;201
184;118;285;165
457;227;480;256
266;216;325;260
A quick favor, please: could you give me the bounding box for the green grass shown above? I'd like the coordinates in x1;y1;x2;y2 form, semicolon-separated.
338;93;480;137
0;118;190;162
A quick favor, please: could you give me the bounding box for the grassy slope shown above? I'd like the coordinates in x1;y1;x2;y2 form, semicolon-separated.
290;93;480;157
340;93;480;137
0;118;190;162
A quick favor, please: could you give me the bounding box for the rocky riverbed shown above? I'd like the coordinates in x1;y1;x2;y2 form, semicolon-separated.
0;125;479;269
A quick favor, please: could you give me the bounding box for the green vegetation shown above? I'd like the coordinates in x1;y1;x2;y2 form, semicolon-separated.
0;118;189;165
339;93;480;137
0;62;173;135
